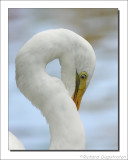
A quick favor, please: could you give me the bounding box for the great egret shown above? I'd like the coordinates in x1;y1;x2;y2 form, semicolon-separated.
9;29;96;150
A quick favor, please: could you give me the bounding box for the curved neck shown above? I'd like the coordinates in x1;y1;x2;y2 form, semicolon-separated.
15;29;86;149
43;96;85;150
27;63;85;149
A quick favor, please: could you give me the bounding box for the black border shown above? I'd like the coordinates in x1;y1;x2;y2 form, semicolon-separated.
118;9;120;152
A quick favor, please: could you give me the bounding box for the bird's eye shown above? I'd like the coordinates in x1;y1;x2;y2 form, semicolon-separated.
81;74;87;79
79;71;88;80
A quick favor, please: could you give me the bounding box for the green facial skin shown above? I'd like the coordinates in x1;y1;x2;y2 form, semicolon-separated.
72;71;88;110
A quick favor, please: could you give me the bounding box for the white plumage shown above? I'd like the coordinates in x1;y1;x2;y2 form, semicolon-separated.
9;131;25;150
9;29;96;150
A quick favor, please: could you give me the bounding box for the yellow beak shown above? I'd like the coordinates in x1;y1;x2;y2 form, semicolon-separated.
72;71;87;110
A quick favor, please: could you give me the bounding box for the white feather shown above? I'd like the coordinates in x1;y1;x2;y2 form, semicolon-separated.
9;131;25;150
9;29;96;150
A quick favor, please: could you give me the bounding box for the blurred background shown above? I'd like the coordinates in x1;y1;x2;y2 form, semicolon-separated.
8;8;118;150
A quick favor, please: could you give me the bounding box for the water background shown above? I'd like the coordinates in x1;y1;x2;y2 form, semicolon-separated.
8;8;118;150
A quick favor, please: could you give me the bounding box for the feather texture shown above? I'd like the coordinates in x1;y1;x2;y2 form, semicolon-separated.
9;29;96;150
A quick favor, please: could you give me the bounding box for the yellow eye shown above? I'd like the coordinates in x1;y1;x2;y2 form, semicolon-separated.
79;71;88;80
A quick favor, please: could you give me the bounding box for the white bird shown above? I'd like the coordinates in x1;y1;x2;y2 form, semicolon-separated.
9;29;96;150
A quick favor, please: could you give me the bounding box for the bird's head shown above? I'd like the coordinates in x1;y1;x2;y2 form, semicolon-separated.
72;38;96;110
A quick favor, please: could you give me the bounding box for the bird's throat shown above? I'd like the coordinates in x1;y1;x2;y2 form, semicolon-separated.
41;94;85;150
